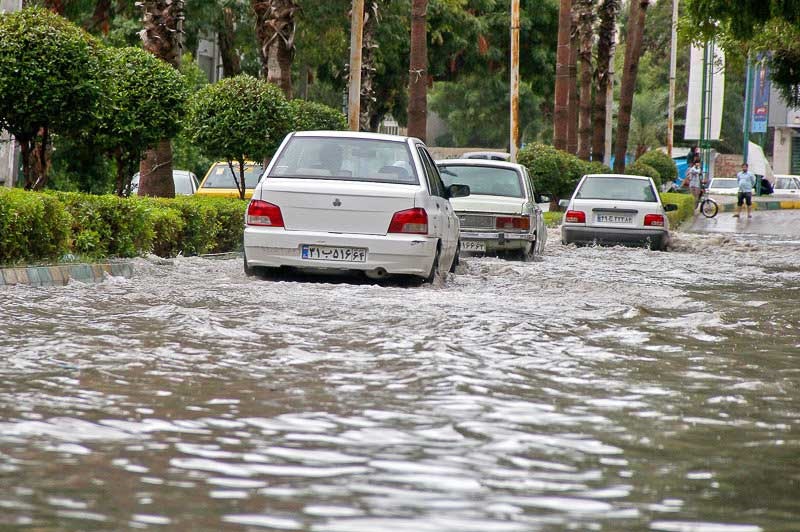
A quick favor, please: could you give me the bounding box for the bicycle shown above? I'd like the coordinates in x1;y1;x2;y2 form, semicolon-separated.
697;185;718;218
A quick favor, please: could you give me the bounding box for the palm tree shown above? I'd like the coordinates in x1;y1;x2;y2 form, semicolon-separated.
252;0;299;98
614;0;649;173
553;0;573;151
567;6;579;154
359;1;381;131
576;0;594;160
407;0;428;140
138;0;184;197
592;0;619;163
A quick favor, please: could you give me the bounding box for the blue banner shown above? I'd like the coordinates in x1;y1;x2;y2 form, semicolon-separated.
751;54;770;133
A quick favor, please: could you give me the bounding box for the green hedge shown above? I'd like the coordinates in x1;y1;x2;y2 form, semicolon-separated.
637;150;677;185
517;143;611;201
0;190;248;265
661;192;695;228
625;161;662;189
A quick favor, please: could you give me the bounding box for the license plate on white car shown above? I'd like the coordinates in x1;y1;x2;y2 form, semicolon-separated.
301;245;367;262
596;214;633;224
461;241;486;252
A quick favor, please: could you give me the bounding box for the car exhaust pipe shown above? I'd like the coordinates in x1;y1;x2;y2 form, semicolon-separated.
365;267;388;280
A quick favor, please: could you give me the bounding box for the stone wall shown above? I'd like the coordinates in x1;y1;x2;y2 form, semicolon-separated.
715;154;744;178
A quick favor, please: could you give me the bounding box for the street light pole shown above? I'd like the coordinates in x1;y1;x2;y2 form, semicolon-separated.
667;0;678;157
510;0;520;162
347;0;365;131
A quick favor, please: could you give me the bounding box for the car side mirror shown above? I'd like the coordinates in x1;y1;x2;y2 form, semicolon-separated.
558;199;570;208
538;194;551;204
663;203;678;212
447;183;470;199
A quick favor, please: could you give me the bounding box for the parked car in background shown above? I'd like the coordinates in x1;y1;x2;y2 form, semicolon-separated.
436;159;548;261
243;131;469;283
461;151;511;161
196;161;264;199
560;173;677;251
130;170;199;196
772;175;800;195
706;177;742;195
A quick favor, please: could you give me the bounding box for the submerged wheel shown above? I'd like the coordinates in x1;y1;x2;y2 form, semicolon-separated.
449;240;460;273
244;255;256;276
507;242;535;262
423;247;441;284
701;199;719;218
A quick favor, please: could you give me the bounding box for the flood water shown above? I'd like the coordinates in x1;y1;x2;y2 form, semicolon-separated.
1;229;798;531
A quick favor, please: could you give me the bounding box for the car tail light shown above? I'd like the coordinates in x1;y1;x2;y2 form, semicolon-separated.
388;208;428;234
246;200;284;227
496;215;530;231
565;210;586;223
644;214;665;227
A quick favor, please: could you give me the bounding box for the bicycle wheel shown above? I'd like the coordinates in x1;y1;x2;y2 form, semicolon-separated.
701;198;718;218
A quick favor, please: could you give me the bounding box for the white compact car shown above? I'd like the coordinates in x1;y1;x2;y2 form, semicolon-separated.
772;175;800;195
560;173;677;251
243;131;468;283
436;159;548;260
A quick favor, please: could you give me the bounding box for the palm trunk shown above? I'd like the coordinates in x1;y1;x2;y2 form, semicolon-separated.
577;0;594;160
553;0;572;150
252;0;298;99
139;0;183;198
218;6;241;78
566;8;579;155
359;1;380;131
613;0;649;173
592;0;619;163
90;0;113;34
407;0;428;141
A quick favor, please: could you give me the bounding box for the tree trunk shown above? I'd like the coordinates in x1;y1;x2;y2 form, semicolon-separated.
30;128;51;191
218;6;241;78
553;0;572;150
252;0;298;99
407;0;428;141
90;0;113;34
359;1;380;132
614;0;649;173
42;0;65;14
592;0;619;163
566;7;579;155
577;0;594;160
139;0;184;197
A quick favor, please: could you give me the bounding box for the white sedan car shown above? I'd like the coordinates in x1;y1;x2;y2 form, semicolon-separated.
560;174;677;251
772;175;800;195
243;131;468;283
436;159;548;261
706;177;742;195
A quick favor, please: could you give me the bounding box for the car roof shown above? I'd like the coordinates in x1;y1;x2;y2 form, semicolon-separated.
774;174;799;179
461;151;511;159
435;158;524;171
584;173;652;180
710;177;737;181
292;130;419;143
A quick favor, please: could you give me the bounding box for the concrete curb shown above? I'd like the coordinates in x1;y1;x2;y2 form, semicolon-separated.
0;262;134;287
714;198;800;213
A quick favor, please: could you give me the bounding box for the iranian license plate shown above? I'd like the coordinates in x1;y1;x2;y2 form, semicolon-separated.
596;214;633;224
461;241;486;252
301;245;367;262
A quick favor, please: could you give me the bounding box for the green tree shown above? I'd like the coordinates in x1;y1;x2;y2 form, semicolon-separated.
290;99;347;131
0;7;101;190
185;75;292;199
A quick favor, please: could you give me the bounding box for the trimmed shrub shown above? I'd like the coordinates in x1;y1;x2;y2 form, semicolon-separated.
290;99;347;131
625;161;662;189
517;143;613;202
637;150;677;185
661;192;695;228
0;189;72;264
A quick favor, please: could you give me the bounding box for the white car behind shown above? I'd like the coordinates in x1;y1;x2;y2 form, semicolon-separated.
243;131;468;283
560;173;677;251
436;159;548;261
772;175;800;195
706;177;742;195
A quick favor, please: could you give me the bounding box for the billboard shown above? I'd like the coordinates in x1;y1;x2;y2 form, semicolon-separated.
685;43;725;140
751;53;770;133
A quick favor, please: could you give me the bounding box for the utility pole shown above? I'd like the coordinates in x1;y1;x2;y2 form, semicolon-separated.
742;52;753;165
667;0;678;157
347;0;365;131
510;0;520;162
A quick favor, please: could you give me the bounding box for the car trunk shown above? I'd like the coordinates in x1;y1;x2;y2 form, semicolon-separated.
449;195;526;230
571;199;659;228
259;179;418;235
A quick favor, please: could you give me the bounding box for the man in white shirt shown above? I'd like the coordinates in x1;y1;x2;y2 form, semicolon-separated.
734;163;756;218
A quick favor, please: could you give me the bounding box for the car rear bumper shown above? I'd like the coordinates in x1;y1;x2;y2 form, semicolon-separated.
243;227;437;276
561;226;668;248
460;230;533;251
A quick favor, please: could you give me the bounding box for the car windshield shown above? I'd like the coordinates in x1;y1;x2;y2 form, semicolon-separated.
711;180;738;189
269;137;418;185
438;165;523;198
202;163;263;189
575;176;657;202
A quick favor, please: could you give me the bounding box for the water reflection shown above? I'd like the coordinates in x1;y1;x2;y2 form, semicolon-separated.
0;230;798;530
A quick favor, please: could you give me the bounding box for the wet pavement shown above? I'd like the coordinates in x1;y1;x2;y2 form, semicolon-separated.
0;228;799;531
690;205;800;238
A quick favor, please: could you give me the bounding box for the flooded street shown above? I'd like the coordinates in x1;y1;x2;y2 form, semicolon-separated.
1;229;798;532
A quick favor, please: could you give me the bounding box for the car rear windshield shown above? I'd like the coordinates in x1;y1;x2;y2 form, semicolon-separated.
775;178;797;189
438;165;523;198
268;137;418;185
575;176;657;202
711;180;738;188
202;163;264;189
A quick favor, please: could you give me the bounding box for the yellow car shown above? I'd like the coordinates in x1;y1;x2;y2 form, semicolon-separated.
196;161;265;199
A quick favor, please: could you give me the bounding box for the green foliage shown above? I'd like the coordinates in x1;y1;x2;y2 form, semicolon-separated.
661;191;695;227
0;8;100;142
625;161;662;189
290;99;347;131
517;143;610;200
637;150;678;184
186;75;291;198
0;189;72;264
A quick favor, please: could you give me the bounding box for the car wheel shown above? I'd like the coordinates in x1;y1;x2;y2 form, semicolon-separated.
507;243;535;262
449;240;460;273
423;246;441;284
244;255;256;276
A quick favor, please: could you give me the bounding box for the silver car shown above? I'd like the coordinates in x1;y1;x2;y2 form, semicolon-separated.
130;170;200;196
